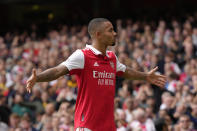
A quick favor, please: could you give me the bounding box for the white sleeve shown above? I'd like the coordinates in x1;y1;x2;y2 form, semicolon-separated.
60;49;84;71
115;55;126;72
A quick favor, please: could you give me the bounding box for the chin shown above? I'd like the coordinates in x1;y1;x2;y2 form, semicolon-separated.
111;43;116;46
109;41;116;46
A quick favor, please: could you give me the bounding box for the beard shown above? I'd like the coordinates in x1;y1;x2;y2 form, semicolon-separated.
111;42;116;46
110;39;116;46
107;41;115;46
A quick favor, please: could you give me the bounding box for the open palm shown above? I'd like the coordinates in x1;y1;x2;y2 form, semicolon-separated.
146;67;167;88
26;69;37;93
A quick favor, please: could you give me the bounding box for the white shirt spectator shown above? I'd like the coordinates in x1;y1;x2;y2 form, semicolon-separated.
117;126;127;131
125;109;133;123
130;119;156;131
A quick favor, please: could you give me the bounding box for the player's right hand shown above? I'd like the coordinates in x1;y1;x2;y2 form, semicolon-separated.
26;69;37;93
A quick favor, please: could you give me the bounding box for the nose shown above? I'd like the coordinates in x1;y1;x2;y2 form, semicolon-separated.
114;31;117;36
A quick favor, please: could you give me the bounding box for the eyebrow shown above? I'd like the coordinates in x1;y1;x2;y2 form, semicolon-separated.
108;27;113;31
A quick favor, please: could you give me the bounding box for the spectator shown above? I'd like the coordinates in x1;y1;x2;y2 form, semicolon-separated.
11;93;31;117
129;108;156;131
9;113;20;130
174;115;196;131
0;94;11;125
19;115;38;131
188;102;197;129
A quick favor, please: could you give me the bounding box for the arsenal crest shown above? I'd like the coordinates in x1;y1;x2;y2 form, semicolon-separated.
110;61;114;69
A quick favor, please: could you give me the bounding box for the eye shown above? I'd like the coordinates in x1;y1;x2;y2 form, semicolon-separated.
109;28;113;32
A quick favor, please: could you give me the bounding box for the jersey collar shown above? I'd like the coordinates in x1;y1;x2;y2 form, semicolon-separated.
86;44;109;57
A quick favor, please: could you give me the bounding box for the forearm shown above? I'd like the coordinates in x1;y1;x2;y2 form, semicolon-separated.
123;67;148;80
36;67;65;82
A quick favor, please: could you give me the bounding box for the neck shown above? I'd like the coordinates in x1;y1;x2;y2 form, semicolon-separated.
92;39;107;55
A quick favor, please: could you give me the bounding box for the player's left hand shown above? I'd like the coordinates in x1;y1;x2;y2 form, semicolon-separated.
146;67;167;88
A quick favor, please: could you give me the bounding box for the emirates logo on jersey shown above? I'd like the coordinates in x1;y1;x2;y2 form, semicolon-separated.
93;71;115;79
110;61;114;69
93;70;115;86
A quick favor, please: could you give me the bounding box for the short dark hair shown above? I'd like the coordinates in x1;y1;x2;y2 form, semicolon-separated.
88;18;109;38
179;114;190;123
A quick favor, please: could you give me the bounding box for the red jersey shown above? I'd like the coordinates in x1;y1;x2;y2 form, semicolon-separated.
61;45;126;131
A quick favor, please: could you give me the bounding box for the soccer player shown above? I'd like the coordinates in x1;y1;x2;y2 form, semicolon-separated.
26;18;166;131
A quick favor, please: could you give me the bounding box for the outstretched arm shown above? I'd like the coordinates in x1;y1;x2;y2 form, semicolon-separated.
122;66;166;88
36;65;68;82
26;65;69;93
123;67;148;80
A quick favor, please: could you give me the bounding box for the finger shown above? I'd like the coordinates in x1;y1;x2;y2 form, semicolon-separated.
26;87;30;93
156;74;167;79
157;79;166;86
158;77;167;83
26;86;30;93
154;81;165;88
154;75;167;83
151;78;165;87
27;88;31;93
26;79;30;84
26;86;30;92
150;66;158;74
156;77;166;84
26;83;32;93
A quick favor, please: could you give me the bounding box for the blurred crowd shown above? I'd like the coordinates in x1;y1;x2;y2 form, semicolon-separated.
0;14;197;131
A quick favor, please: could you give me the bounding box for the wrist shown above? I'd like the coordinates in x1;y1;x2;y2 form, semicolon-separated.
35;75;38;82
144;73;149;81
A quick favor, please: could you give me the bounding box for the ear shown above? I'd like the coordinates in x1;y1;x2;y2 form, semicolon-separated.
95;31;101;38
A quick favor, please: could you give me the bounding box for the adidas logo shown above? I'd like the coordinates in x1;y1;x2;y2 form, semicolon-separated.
94;62;99;66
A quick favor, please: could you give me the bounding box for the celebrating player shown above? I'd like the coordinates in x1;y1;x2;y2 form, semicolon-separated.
26;18;166;131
